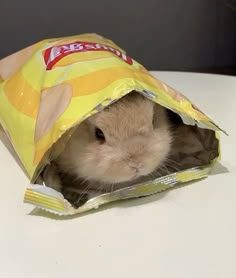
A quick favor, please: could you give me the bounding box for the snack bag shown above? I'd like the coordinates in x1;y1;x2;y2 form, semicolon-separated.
0;34;224;215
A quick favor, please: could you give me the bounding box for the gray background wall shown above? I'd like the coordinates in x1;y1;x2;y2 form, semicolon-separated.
1;0;236;74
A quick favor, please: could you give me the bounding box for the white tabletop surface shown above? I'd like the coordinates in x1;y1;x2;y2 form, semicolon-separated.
0;71;235;278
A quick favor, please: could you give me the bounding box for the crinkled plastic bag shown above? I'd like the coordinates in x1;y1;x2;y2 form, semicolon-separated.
0;33;224;215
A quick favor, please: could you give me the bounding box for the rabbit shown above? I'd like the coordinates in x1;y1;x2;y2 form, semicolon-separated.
43;91;172;207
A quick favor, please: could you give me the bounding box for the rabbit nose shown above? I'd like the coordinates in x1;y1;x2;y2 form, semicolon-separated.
130;162;143;173
131;166;139;173
137;162;144;169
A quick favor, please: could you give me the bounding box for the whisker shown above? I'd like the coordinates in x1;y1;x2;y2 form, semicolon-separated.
165;158;181;166
164;163;180;172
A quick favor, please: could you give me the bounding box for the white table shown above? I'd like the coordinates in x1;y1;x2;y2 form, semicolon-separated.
0;72;235;278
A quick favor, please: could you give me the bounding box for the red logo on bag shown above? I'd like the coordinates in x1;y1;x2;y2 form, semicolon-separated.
44;41;133;70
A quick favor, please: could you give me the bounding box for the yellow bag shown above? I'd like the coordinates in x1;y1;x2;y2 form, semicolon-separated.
0;34;224;215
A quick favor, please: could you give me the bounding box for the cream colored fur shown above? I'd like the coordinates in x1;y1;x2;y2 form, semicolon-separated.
55;92;172;189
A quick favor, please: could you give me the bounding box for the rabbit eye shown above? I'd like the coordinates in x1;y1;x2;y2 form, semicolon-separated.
95;128;105;142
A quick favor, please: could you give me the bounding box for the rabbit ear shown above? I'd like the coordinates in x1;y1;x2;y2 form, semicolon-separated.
34;83;72;142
